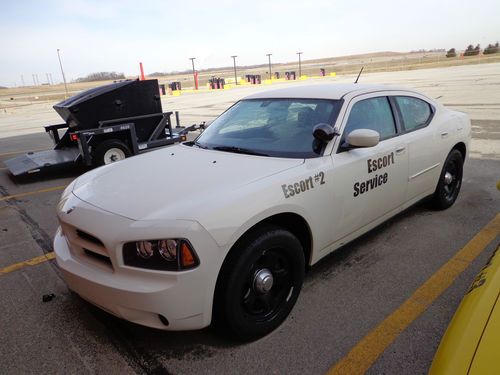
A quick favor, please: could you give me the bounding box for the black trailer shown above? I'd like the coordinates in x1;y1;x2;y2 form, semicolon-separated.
5;79;196;176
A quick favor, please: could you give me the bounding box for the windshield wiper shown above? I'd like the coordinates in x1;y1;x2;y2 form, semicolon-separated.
194;141;209;149
212;146;269;156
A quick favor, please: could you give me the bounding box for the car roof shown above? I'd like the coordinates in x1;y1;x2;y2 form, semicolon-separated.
244;83;412;100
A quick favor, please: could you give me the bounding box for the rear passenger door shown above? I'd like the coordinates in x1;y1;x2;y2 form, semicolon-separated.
392;95;440;202
330;94;409;241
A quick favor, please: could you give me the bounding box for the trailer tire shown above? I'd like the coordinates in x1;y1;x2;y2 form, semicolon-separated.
93;139;131;167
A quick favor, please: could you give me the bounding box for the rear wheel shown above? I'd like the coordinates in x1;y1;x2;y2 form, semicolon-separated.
213;225;305;340
93;139;131;167
432;149;463;210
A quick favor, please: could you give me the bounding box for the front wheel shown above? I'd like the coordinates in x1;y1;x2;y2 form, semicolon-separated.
213;225;305;340
432;149;463;210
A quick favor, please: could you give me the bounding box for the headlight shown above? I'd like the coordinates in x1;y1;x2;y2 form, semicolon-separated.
123;239;199;271
136;241;154;259
158;239;177;261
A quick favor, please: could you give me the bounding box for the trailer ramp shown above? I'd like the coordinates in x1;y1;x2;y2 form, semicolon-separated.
4;148;80;176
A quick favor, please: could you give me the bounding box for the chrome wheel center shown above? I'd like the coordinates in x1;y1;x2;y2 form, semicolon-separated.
254;269;274;293
104;148;125;164
444;171;453;185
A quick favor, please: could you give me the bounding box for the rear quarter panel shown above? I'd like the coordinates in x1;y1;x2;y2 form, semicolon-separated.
436;106;471;161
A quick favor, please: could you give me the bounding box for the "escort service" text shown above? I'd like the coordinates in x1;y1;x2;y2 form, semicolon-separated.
353;152;395;197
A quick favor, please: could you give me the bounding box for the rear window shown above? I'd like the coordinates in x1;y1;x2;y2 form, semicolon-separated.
395;96;433;131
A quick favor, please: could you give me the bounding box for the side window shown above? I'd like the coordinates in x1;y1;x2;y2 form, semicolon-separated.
395;96;432;132
342;96;396;145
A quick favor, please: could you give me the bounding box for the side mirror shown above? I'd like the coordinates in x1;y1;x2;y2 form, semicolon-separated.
347;129;380;148
313;123;336;142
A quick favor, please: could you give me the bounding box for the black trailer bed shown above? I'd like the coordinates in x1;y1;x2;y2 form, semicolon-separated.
4;148;80;176
4;80;200;178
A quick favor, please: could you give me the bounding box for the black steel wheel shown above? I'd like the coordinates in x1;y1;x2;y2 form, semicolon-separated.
93;139;131;167
213;224;305;340
432;149;463;210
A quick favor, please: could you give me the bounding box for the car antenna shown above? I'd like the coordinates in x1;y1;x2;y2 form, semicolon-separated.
354;67;364;84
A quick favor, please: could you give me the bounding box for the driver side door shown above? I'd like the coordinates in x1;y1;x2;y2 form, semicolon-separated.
329;94;409;242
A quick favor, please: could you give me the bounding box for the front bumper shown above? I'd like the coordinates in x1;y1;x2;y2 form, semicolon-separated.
54;194;224;331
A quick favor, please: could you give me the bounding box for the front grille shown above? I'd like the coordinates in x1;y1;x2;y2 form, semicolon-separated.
84;249;112;267
76;229;104;247
60;222;114;272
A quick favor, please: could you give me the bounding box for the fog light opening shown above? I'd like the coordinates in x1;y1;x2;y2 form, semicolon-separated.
159;314;169;326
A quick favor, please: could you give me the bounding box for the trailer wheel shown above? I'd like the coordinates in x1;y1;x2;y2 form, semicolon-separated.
93;139;131;166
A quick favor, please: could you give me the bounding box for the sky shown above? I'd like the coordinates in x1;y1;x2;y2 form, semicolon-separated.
0;0;499;87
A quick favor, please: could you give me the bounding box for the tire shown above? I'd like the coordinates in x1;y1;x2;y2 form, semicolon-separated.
432;149;463;210
213;224;305;340
93;139;131;167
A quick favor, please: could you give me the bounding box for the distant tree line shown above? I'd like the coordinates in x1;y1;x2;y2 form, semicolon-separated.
74;72;125;82
463;44;481;56
484;42;500;54
446;48;457;58
446;42;499;58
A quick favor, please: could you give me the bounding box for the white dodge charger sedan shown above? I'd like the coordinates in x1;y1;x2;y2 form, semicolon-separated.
54;83;471;340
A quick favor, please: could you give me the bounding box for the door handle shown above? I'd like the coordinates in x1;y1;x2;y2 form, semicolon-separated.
441;131;449;137
396;146;406;154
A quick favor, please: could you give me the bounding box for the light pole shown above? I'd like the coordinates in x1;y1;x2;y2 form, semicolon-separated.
297;51;303;78
57;49;69;97
266;53;272;80
189;57;197;90
231;55;238;85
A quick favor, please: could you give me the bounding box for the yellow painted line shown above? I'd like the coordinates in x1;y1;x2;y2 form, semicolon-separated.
0;185;67;202
327;213;500;375
0;148;49;157
0;252;55;275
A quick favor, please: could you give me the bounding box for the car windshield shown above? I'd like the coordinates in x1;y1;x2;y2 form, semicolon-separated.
194;98;342;158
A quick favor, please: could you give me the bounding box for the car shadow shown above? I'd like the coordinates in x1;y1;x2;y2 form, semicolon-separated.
305;199;433;282
82;301;241;371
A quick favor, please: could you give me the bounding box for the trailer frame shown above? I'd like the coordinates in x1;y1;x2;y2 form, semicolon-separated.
73;111;184;166
5;111;195;177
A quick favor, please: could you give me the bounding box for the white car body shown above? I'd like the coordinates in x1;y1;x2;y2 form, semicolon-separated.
54;83;471;332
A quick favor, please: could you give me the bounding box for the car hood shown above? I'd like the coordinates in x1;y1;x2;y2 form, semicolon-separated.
72;144;303;221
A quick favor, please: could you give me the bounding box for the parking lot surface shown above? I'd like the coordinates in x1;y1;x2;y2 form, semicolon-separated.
1;63;499;374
